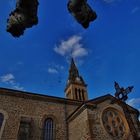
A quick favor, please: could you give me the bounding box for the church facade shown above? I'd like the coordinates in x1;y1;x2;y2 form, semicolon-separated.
0;59;140;140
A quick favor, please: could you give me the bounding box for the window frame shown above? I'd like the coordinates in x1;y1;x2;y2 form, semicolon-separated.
101;107;129;140
43;118;55;140
17;117;33;140
0;110;8;140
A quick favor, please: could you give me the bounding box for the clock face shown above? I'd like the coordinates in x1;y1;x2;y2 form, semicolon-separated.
76;77;81;82
102;108;128;139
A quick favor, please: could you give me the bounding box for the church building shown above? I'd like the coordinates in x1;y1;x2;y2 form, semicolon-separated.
0;59;140;140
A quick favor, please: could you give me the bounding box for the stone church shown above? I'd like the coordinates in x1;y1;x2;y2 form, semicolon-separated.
0;59;140;140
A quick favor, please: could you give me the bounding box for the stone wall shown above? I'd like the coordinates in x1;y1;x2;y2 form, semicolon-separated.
0;92;78;140
0;89;139;140
88;99;135;140
68;108;91;140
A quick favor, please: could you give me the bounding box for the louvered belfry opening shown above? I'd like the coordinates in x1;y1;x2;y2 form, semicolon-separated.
65;58;88;101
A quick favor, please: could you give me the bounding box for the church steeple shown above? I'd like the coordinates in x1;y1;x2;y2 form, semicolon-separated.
65;58;88;101
69;58;79;81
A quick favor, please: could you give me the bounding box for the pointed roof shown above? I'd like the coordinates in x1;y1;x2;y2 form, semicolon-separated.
65;58;86;91
70;58;78;71
69;58;79;79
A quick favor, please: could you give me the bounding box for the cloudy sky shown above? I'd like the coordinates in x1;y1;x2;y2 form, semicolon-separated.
0;0;140;112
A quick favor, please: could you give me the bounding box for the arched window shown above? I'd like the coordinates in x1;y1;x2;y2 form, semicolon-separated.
44;118;54;140
0;113;4;130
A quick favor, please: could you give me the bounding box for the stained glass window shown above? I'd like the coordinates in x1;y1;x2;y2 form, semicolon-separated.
102;109;127;139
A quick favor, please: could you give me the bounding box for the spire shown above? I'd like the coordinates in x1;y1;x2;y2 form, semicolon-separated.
67;58;86;85
70;58;77;70
65;58;88;101
69;58;79;81
70;58;77;71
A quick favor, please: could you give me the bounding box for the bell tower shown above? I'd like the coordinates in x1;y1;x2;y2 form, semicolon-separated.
64;58;88;101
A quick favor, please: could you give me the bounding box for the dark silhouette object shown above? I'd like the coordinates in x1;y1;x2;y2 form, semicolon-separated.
67;0;97;28
7;0;39;37
114;81;134;102
113;82;140;140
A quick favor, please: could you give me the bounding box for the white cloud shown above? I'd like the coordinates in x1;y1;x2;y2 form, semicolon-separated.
72;47;88;58
17;61;24;65
0;73;24;91
127;98;140;121
54;35;88;59
47;64;64;74
54;65;64;70
60;66;64;70
48;68;58;74
127;98;140;107
131;7;139;14
13;85;24;91
0;73;15;84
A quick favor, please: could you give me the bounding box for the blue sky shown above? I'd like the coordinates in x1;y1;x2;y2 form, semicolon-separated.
0;0;140;111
